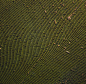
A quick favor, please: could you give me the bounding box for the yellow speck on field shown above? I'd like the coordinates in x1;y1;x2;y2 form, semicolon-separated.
54;19;57;24
44;10;47;13
58;44;60;47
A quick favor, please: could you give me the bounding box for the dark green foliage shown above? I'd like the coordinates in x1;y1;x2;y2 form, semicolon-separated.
0;0;86;84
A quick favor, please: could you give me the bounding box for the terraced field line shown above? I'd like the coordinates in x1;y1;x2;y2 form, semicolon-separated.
20;0;86;83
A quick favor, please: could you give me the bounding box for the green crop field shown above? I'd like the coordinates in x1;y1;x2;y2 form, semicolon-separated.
0;0;86;84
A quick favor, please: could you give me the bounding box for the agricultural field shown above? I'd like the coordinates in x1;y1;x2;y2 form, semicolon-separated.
0;0;86;84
